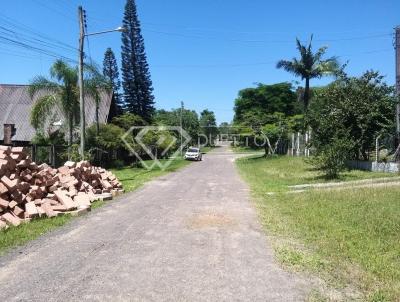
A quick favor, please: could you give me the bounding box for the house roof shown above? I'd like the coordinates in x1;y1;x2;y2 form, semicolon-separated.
0;84;112;142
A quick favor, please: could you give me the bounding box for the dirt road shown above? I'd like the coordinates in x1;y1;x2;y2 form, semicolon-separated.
0;146;309;301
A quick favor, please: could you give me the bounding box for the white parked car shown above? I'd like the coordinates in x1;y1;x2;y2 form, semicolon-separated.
184;147;202;161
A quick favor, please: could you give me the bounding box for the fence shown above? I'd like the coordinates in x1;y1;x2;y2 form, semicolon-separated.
29;144;69;167
287;131;312;157
23;144;119;168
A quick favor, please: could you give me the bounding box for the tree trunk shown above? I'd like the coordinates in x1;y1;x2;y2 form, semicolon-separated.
304;77;310;110
68;112;73;161
96;104;100;137
264;143;268;157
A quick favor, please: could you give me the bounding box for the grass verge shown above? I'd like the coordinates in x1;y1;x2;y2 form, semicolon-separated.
231;146;265;153
0;157;190;255
236;155;400;301
236;155;396;193
111;157;191;192
0;199;107;256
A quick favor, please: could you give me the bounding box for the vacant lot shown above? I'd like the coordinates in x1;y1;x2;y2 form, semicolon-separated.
237;156;400;301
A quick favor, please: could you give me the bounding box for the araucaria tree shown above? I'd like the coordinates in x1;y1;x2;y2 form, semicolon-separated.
277;35;339;110
103;47;123;121
121;0;155;121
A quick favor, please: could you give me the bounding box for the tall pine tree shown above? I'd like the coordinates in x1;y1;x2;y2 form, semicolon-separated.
121;0;155;121
103;47;123;121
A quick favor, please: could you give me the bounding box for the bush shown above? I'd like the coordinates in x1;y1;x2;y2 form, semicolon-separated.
309;137;354;179
86;123;126;150
61;144;93;163
109;159;125;169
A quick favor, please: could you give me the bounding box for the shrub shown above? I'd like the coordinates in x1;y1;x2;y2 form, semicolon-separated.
61;144;93;163
309;137;354;179
109;159;125;169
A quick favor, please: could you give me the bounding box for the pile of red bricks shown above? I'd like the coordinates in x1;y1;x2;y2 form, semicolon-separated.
0;146;123;229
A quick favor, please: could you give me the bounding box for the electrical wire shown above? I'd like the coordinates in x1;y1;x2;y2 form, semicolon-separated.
0;13;77;52
143;28;392;44
30;0;76;24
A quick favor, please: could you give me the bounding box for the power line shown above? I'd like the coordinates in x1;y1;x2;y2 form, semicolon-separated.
30;0;76;24
0;13;77;52
143;28;392;44
150;48;392;69
0;34;78;64
0;25;77;55
141;21;393;36
0;12;80;64
84;12;96;67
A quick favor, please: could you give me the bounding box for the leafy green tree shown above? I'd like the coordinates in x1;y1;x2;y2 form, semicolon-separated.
87;123;126;150
139;129;177;159
234;82;300;125
154;108;200;142
29;60;79;147
111;112;146;131
199;109;218;146
121;0;155;121
103;47;123;120
277;36;339;110
308;70;395;161
218;122;234;138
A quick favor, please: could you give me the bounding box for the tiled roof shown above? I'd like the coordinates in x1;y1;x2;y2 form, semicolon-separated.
0;84;112;142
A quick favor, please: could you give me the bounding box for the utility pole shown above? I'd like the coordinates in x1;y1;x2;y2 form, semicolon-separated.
180;101;184;155
395;26;400;145
78;6;86;160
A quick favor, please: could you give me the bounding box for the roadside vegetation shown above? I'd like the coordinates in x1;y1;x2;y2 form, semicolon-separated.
231;34;400;301
236;155;395;192
112;157;191;192
237;155;400;300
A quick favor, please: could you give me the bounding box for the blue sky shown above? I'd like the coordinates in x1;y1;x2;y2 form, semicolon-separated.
0;0;399;123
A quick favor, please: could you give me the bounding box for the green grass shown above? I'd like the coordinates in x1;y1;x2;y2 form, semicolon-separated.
236;155;400;300
0;214;72;255
0;157;191;255
236;155;396;192
200;146;214;153
112;157;191;192
231;146;264;153
0;199;104;255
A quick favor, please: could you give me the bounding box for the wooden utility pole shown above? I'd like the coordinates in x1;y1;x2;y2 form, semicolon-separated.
395;26;400;144
180;101;184;155
78;6;86;160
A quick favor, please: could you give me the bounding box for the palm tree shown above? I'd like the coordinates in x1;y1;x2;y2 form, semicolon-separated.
29;60;110;147
277;35;339;110
29;60;79;147
84;64;111;136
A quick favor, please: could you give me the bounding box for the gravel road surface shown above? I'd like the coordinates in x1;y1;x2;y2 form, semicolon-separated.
0;145;309;301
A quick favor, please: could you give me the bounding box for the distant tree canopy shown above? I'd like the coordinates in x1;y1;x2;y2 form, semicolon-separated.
154;108;200;141
199;109;218;146
233;82;301;126
232;82;306;155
